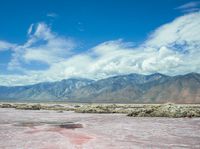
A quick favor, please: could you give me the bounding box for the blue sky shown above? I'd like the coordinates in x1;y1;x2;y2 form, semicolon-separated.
0;0;194;45
0;0;200;86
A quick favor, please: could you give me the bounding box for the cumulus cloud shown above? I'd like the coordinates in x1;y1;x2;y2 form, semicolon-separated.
0;12;200;86
8;22;76;70
145;12;200;48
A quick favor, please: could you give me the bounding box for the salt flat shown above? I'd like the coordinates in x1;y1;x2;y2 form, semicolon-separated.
0;108;200;149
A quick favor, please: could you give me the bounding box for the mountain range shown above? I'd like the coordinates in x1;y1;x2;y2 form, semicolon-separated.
0;73;200;103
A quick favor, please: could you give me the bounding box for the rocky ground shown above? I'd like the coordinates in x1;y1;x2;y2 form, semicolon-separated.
0;108;200;149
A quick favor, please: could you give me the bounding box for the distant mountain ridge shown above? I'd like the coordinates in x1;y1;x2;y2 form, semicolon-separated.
0;73;200;103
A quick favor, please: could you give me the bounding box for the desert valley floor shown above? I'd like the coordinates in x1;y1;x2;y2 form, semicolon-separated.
0;108;200;149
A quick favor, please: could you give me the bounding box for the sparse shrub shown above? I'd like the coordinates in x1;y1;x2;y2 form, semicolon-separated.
127;103;200;118
0;104;13;108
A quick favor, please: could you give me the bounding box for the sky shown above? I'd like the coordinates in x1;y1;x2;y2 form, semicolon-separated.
0;0;200;86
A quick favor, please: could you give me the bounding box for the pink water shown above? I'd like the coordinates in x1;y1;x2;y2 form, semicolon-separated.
0;108;200;149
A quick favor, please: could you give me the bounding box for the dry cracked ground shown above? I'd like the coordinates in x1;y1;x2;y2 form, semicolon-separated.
0;108;200;149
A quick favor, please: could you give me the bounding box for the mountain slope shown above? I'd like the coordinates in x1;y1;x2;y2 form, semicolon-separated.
0;78;93;101
0;73;200;103
70;73;170;102
143;73;200;103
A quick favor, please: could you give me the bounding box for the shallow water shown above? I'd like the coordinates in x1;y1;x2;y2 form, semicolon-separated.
0;108;200;149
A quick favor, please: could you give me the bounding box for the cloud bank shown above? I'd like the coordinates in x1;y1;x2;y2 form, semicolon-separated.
0;12;200;86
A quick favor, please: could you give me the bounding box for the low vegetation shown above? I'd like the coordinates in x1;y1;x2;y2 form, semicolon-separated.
0;103;75;111
0;102;200;118
127;103;200;118
74;104;141;113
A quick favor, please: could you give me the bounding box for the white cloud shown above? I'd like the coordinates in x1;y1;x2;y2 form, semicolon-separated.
27;23;34;35
146;12;200;48
47;13;58;18
176;1;200;9
8;23;76;70
0;41;15;51
0;12;200;86
176;1;200;13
